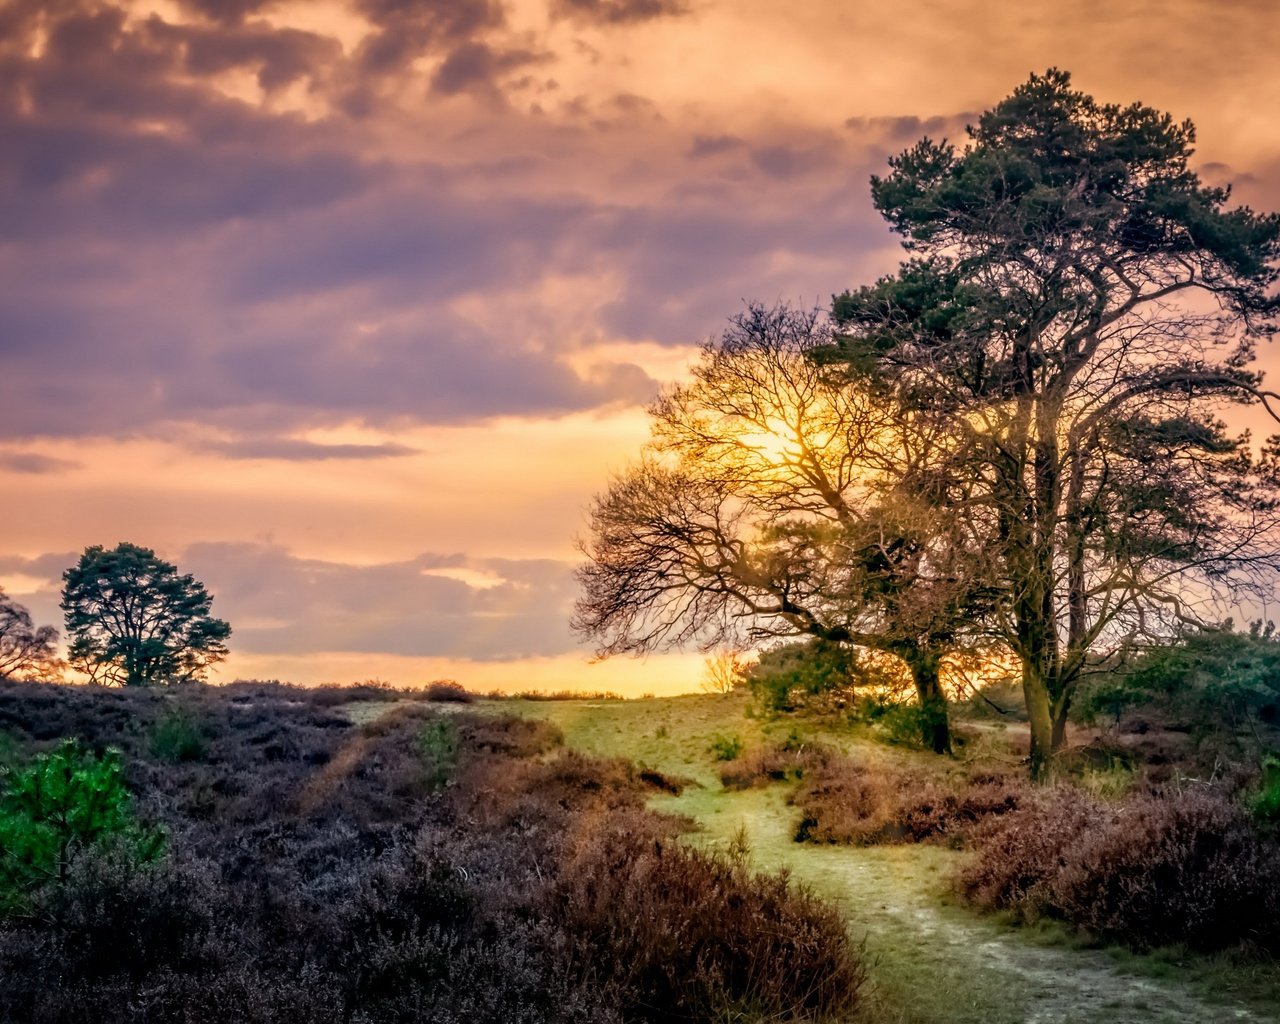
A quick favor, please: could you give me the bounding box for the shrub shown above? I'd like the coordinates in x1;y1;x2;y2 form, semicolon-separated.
857;699;930;748
493;689;625;701
708;734;744;761
420;718;458;788
0;740;164;913
423;679;474;703
554;825;866;1022
745;640;857;712
307;680;393;707
718;742;833;791
0;685;861;1023
1253;757;1280;825
1073;625;1280;754
792;757;1022;846
455;714;564;758
148;706;207;763
958;785;1280;952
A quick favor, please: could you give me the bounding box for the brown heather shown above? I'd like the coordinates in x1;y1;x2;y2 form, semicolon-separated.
0;679;864;1023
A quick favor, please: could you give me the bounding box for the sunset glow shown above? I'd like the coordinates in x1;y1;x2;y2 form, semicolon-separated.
3;0;1279;693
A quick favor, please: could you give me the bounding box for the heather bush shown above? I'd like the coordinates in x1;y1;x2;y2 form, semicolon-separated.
455;712;564;757
718;741;834;791
0;681;862;1021
423;678;474;702
555;824;866;1022
493;689;625;701
958;784;1280;952
792;757;1022;846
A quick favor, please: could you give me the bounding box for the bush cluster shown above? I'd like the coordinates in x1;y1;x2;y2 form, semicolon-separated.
791;755;1022;846
958;784;1280;952
718;740;833;791
0;679;863;1022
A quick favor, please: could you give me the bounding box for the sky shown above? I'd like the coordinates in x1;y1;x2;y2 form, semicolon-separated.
2;0;1279;693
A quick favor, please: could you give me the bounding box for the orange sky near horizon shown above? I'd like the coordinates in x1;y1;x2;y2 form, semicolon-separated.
2;0;1279;694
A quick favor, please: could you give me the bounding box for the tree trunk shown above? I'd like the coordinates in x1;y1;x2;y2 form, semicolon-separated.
906;648;952;755
1051;692;1072;751
1023;661;1055;782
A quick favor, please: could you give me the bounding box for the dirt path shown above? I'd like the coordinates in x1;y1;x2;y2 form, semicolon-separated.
661;786;1273;1024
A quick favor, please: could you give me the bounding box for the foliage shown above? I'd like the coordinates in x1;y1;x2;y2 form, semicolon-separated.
61;543;231;686
1076;625;1280;747
419;718;458;788
0;588;60;682
708;734;744;761
958;785;1280;952
825;68;1280;777
1252;757;1280;826
148;706;207;763
856;698;933;748
0;740;163;913
744;639;857;712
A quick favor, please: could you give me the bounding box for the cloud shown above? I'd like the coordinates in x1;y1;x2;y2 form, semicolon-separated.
430;42;545;99
552;0;688;25
182;542;583;660
688;134;743;158
149;19;342;93
175;0;275;25
0;543;587;662
842;114;976;147
352;0;505;77
0;452;79;474
197;438;420;461
0;0;960;450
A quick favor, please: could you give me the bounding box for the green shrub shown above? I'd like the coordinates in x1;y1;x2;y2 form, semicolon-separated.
1074;624;1280;748
708;734;744;761
745;639;857;712
0;731;22;772
419;718;458;788
861;699;928;748
1252;757;1280;826
0;739;164;913
148;705;207;763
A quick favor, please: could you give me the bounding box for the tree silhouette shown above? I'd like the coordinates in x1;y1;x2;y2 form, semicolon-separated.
0;588;60;681
575;305;992;752
61;543;231;686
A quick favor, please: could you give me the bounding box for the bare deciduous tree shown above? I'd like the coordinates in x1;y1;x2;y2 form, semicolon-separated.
0;587;61;681
575;305;993;753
